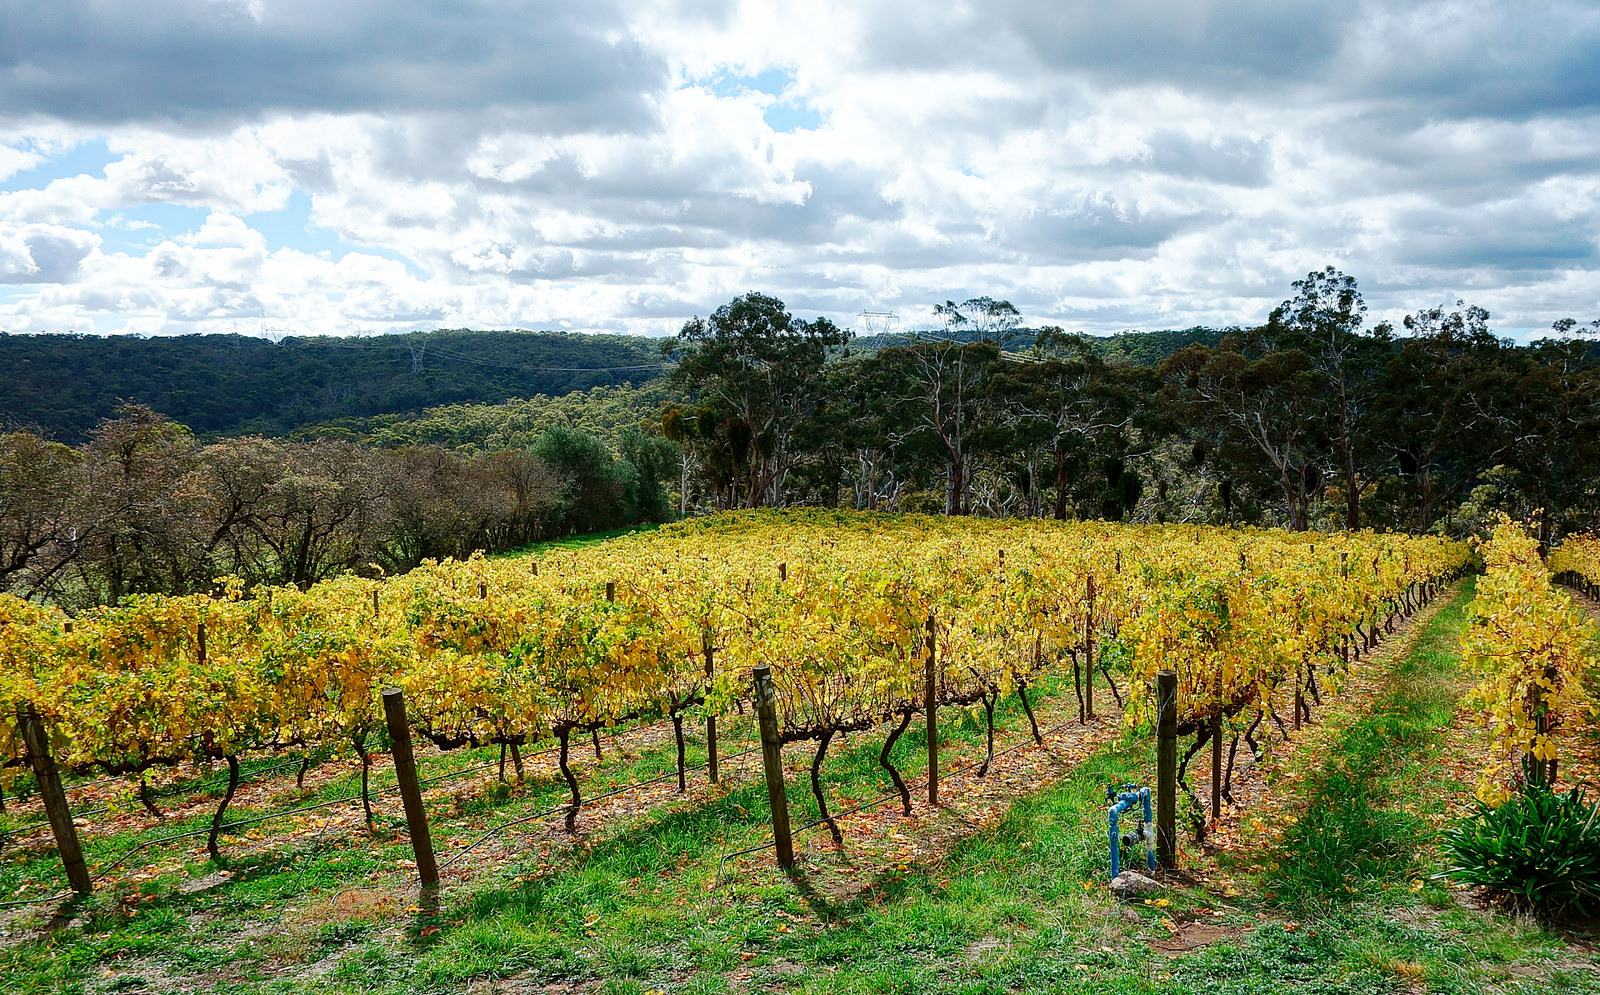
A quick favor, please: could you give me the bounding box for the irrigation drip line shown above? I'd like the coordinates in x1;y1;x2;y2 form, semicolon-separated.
0;888;74;910
713;586;1448;884
2;721;753;909
438;743;764;870
4;753;336;839
794;716;1082;840
4;743;546;842
0;751;514;910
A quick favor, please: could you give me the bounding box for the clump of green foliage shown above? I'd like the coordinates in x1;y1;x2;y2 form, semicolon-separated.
1440;783;1600;914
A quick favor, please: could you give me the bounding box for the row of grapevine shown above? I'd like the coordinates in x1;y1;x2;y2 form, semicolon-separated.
0;512;1468;841
1550;533;1600;600
1462;519;1598;804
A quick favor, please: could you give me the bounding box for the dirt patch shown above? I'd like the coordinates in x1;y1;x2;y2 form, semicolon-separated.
87;962;211;995
176;870;233;894
1149;918;1241;952
461;980;601;994
1385;903;1453;932
962;935;1011;961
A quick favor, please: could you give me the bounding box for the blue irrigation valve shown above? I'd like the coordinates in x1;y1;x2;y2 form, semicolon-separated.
1106;782;1154;880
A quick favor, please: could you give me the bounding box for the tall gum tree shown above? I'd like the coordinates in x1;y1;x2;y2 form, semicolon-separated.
663;294;848;509
1265;267;1387;531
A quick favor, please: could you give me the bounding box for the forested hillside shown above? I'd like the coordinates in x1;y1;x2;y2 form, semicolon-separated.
0;325;1236;444
3;277;1597;612
0;329;668;442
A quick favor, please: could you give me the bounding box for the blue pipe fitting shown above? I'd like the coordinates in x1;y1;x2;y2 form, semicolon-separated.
1106;782;1154;880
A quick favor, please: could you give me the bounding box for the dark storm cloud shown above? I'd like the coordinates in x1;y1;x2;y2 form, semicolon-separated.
1348;1;1600;121
1385;201;1599;271
0;0;665;129
1000;0;1351;88
855;0;1600;122
1001;197;1208;262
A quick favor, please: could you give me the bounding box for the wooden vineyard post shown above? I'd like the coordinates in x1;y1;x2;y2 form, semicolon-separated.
605;582;615;603
197;620;207;667
1210;712;1223;821
752;667;794;869
1156;670;1178;869
924;613;939;808
1294;662;1304;732
1084;575;1096;720
372;588;379;617
705;637;718;784
778;562;787;582
381;689;439;889
18;705;92;895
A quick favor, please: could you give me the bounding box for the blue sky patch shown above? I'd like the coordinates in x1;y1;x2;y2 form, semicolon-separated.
689;67;822;133
244;191;354;257
1;138;113;190
96;203;209;255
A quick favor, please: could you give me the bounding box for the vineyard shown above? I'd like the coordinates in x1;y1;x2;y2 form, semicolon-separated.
3;512;1600;993
1461;522;1597;804
1551;532;1600;601
1;512;1470;885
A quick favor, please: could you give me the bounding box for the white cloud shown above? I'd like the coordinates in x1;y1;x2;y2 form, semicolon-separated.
0;0;1595;339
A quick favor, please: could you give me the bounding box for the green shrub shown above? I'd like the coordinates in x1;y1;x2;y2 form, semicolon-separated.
1440;783;1600;913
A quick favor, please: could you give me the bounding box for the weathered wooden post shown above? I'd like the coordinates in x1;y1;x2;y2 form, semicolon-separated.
382;689;439;889
18;705;92;895
924;613;939;807
1156;670;1178;869
704;637;719;784
752;667;794;869
1085;575;1096;719
1211;712;1223;822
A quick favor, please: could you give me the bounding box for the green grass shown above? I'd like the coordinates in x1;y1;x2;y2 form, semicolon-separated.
1267;581;1475;903
3;581;1596;993
491;523;661;559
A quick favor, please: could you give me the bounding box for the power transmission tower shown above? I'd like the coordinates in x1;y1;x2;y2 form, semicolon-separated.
855;310;899;334
256;307;293;344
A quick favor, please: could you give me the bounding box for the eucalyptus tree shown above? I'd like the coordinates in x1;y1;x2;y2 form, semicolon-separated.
0;431;82;596
875;337;1003;515
1159;338;1328;531
1483;329;1600;547
993;328;1148;520
1371;302;1501;532
664;294;848;508
1264;267;1390;530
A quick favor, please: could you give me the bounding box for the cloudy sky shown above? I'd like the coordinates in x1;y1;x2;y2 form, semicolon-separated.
1;0;1597;340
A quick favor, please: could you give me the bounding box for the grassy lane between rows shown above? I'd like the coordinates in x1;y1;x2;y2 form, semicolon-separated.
1224;579;1599;994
